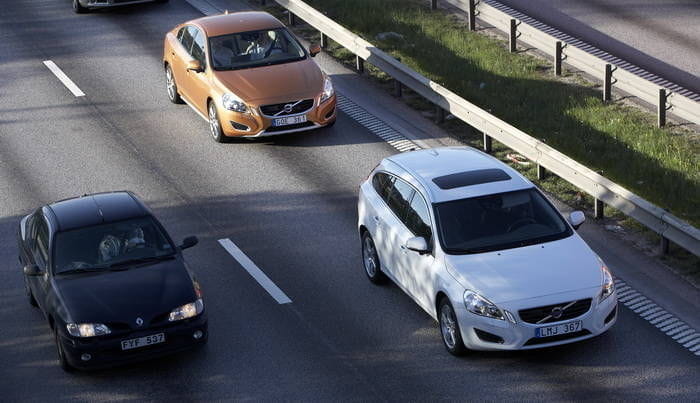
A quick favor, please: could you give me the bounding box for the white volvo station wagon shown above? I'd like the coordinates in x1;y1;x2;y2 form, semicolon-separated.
358;147;617;355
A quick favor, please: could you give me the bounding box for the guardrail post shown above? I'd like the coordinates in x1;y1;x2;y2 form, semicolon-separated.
509;19;517;52
435;106;445;124
468;0;476;31
594;198;604;219
288;11;296;26
537;164;546;180
320;32;328;49
658;88;667;127
603;64;612;102
660;236;670;255
355;56;364;74
394;80;403;97
483;133;492;153
555;41;563;76
430;0;438;10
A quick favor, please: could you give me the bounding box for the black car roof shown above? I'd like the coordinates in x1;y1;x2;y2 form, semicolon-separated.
46;191;149;232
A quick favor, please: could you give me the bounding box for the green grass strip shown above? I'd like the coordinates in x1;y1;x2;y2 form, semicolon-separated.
304;0;700;227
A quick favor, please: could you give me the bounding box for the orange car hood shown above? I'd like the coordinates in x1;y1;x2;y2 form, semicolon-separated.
214;58;323;103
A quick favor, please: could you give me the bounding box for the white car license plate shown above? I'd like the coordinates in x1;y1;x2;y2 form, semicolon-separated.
121;333;165;350
272;115;307;127
535;320;582;338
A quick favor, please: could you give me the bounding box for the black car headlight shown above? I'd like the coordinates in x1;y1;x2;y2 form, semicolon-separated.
66;323;111;337
168;299;204;322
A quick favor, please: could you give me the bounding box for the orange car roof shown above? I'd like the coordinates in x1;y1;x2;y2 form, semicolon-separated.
191;11;285;37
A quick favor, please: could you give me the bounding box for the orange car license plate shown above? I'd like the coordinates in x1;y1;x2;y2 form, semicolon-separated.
272;115;307;127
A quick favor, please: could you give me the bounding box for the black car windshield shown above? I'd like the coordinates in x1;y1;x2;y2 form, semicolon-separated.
53;216;175;274
210;28;306;71
434;188;572;254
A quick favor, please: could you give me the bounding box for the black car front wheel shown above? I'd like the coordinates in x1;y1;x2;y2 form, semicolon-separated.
72;0;88;13
24;278;37;307
55;329;74;372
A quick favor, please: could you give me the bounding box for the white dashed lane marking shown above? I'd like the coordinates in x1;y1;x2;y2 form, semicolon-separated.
218;238;292;304
43;60;85;97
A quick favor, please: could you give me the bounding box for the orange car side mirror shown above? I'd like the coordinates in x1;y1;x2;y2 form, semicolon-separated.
186;60;204;73
309;44;321;57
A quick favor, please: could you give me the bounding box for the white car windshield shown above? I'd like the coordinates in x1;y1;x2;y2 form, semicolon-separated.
209;28;306;71
434;188;572;254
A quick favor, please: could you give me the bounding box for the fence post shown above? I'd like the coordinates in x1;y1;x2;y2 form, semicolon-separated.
430;0;437;10
555;41;563;76
509;19;517;52
483;133;492;153
435;106;445;124
660;236;670;255
320;32;328;48
594;198;604;219
603;64;612;102
355;56;364;74
658;88;667;127
468;0;476;31
288;11;296;26
394;80;403;97
537;164;546;180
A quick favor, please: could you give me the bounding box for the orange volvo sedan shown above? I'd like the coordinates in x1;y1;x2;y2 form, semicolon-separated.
163;11;337;142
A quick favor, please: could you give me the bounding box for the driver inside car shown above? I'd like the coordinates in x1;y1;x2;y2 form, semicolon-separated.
244;31;277;60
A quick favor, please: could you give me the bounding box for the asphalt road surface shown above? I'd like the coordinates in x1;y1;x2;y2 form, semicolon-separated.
0;0;698;401
494;0;700;94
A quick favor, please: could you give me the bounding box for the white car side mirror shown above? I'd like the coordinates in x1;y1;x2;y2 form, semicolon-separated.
405;236;430;254
569;211;585;230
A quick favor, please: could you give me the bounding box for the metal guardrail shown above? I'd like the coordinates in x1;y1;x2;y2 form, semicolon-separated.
271;0;700;257
442;0;700;127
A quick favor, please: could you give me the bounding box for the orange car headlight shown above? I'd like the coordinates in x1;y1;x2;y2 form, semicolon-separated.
320;76;334;103
222;93;248;113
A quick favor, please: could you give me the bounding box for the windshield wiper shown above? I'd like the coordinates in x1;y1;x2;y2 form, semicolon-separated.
58;267;107;275
106;254;176;269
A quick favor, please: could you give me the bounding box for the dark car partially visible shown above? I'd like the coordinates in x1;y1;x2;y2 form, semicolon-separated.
18;191;207;371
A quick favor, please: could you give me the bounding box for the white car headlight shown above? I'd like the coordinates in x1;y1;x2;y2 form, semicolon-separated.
320;76;334;103
600;263;615;302
222;93;248;113
464;291;505;320
66;323;111;338
168;299;204;322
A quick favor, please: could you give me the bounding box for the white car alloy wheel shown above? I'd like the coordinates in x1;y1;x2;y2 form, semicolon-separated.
439;299;467;355
361;232;385;284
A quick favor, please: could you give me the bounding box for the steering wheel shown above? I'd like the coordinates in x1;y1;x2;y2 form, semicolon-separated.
263;46;283;59
506;217;537;233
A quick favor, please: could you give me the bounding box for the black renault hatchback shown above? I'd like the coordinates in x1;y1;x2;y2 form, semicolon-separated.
18;191;207;371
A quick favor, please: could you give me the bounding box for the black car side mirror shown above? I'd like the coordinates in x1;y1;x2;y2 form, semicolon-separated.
179;236;199;250
23;264;43;276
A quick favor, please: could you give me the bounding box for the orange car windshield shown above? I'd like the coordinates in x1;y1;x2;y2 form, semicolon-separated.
209;28;306;71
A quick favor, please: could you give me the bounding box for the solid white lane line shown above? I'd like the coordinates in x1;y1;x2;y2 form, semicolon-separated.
43;60;85;97
218;238;292;304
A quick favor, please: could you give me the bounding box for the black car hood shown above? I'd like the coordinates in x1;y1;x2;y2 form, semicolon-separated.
54;258;196;327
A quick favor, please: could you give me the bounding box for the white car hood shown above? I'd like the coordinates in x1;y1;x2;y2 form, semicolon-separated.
444;235;602;304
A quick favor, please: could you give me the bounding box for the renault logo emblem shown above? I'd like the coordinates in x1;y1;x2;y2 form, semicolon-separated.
283;104;293;113
550;307;563;319
136;317;144;326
